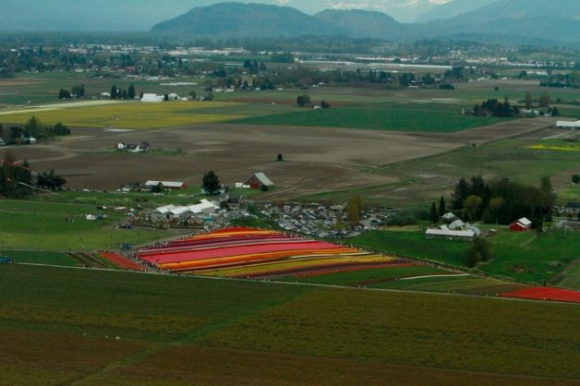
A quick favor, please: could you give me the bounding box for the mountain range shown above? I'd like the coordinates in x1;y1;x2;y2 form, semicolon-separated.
151;0;580;45
3;0;580;46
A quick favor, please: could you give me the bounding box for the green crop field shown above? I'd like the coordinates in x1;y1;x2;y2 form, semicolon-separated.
231;106;510;132
351;228;580;288
0;199;183;251
482;230;580;286
278;265;453;286
2;264;580;386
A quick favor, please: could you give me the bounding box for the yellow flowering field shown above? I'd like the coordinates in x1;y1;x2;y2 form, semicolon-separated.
527;141;580;152
0;101;245;129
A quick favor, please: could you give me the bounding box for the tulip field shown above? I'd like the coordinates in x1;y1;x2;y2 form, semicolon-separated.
501;287;580;303
136;227;400;277
134;227;580;303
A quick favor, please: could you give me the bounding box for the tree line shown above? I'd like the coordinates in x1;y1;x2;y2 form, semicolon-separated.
449;175;555;228
0;151;66;198
0;117;70;144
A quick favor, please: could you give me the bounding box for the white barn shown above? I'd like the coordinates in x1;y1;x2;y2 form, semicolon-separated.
141;93;164;103
556;120;580;128
425;227;475;241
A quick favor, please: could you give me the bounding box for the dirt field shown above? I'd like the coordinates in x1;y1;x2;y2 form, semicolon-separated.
0;116;556;200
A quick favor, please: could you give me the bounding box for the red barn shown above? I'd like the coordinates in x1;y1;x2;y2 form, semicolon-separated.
510;217;532;232
244;172;274;190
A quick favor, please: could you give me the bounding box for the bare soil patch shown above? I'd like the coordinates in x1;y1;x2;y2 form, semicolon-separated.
0;117;555;200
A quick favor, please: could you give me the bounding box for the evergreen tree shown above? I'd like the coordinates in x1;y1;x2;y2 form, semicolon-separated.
127;84;136;99
430;202;439;224
438;196;446;217
202;170;221;195
451;177;470;210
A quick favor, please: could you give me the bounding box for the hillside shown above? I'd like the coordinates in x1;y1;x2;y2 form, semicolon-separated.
414;0;499;22
151;2;335;37
421;0;580;43
313;9;407;39
151;1;580;45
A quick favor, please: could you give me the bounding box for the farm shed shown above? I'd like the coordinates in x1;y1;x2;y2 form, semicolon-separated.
425;227;475;241
510;217;532;232
141;93;163;103
556;120;580;128
144;181;186;190
244;172;274;190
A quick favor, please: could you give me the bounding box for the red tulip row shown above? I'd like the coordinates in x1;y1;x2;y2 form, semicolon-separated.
500;287;580;303
99;251;144;271
135;227;363;274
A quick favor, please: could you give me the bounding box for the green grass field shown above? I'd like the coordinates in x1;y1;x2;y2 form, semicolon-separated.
350;228;580;288
278;265;452;286
231;106;510;132
2;264;580;386
0;199;183;251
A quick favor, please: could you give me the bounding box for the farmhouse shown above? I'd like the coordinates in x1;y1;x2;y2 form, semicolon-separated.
144;180;187;190
556;119;580;129
117;142;149;152
510;217;532;232
244;172;274;190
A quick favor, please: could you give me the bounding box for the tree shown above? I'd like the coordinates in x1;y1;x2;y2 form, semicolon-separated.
430;202;439;224
52;122;71;136
320;100;330;109
346;195;362;225
202;170;221;195
524;91;532;109
36;169;66;190
451;177;470;210
277;153;283;162
539;91;551;108
189;90;197;100
572;174;580;184
540;176;556;220
58;89;71;99
0;151;32;198
438;196;446;217
151;182;164;193
296;94;310;107
71;84;85;98
466;237;493;268
24;116;43;139
463;194;483;221
110;85;118;99
127;84;136;100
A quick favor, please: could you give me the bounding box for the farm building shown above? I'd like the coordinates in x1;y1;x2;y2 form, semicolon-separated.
144;180;187;190
556;120;580;129
141;93;163;103
152;199;219;220
441;212;458;222
244;172;274;190
510;217;532;232
448;219;466;230
425;226;475;241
